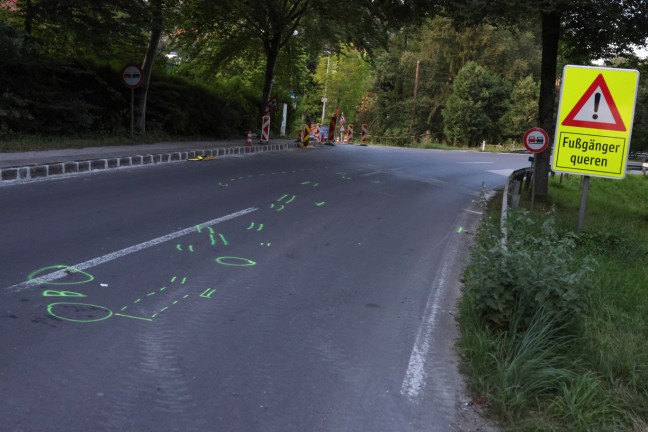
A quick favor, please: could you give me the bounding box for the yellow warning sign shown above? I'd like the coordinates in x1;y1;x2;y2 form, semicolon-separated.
552;65;640;179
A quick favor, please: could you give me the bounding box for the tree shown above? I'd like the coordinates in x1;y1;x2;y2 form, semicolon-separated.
179;0;311;117
310;45;373;123
176;0;433;127
442;0;648;196
500;75;541;141
442;61;511;145
136;0;181;133
12;0;148;61
366;17;540;141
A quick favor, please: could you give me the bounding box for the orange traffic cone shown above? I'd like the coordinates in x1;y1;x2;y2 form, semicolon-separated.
246;130;252;146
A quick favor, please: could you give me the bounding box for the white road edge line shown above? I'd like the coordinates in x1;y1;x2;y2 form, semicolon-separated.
400;220;462;402
7;207;258;292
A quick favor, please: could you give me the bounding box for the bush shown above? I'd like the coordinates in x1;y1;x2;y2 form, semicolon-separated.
464;210;593;332
0;56;257;137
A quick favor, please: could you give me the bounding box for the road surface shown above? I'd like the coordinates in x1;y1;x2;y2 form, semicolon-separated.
0;145;527;431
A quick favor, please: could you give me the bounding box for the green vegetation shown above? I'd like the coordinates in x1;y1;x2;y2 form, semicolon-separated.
459;174;648;431
2;2;647;153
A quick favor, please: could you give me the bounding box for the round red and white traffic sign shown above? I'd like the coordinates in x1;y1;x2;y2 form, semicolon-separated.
121;64;144;88
523;127;549;153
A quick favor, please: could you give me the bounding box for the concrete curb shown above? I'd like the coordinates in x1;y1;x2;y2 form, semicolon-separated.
0;142;299;183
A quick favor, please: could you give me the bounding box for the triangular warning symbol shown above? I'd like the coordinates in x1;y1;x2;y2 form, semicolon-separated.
562;74;626;131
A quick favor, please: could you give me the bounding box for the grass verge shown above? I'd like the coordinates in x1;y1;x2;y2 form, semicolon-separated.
459;174;648;431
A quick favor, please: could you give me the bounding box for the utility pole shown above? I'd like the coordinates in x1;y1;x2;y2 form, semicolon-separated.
411;60;420;141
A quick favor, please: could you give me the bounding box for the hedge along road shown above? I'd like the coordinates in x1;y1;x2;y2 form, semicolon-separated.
0;145;528;432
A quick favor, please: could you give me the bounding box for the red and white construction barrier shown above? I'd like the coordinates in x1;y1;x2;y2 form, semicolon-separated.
361;124;368;144
347;124;354;144
261;115;271;143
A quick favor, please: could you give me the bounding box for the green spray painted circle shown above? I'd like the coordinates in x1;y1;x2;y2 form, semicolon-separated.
28;265;94;285
215;256;257;267
47;302;113;323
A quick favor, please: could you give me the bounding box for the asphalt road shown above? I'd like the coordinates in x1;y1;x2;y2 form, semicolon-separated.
0;145;528;432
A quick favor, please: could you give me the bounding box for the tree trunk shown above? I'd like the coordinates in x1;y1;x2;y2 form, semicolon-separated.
260;36;281;118
535;10;561;197
135;0;164;134
22;0;33;45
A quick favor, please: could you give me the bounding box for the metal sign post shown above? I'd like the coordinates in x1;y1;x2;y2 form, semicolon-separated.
523;127;550;211
578;176;591;231
121;64;144;137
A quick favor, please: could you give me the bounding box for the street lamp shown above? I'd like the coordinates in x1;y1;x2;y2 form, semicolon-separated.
321;50;331;125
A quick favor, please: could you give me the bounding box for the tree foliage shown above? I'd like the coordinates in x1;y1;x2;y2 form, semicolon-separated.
442;61;511;146
500;76;541;141
441;0;648;195
365;17;541;142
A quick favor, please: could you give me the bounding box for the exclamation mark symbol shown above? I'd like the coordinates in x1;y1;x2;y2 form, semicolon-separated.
593;92;601;120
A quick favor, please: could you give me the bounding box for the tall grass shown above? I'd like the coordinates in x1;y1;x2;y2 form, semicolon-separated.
459;174;648;431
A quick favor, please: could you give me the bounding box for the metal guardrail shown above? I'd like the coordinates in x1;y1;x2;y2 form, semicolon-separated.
501;167;532;248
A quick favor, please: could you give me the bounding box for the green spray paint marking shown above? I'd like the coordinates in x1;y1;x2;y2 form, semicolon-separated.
301;181;311;185
457;227;464;234
209;234;216;246
215;256;257;267
28;265;94;285
315;201;326;207
114;313;153;322
277;194;296;204
270;203;285;211
171;276;177;283
219;183;229;187
260;243;272;247
189;245;194;252
195;225;203;233
218;234;228;246
134;298;142;304
176;244;183;251
181;277;187;284
150;293;191;318
42;290;86;298
247;222;264;232
200;288;216;298
48;302;113;323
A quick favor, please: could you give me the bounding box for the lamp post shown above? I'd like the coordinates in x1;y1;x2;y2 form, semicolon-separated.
321;50;331;125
